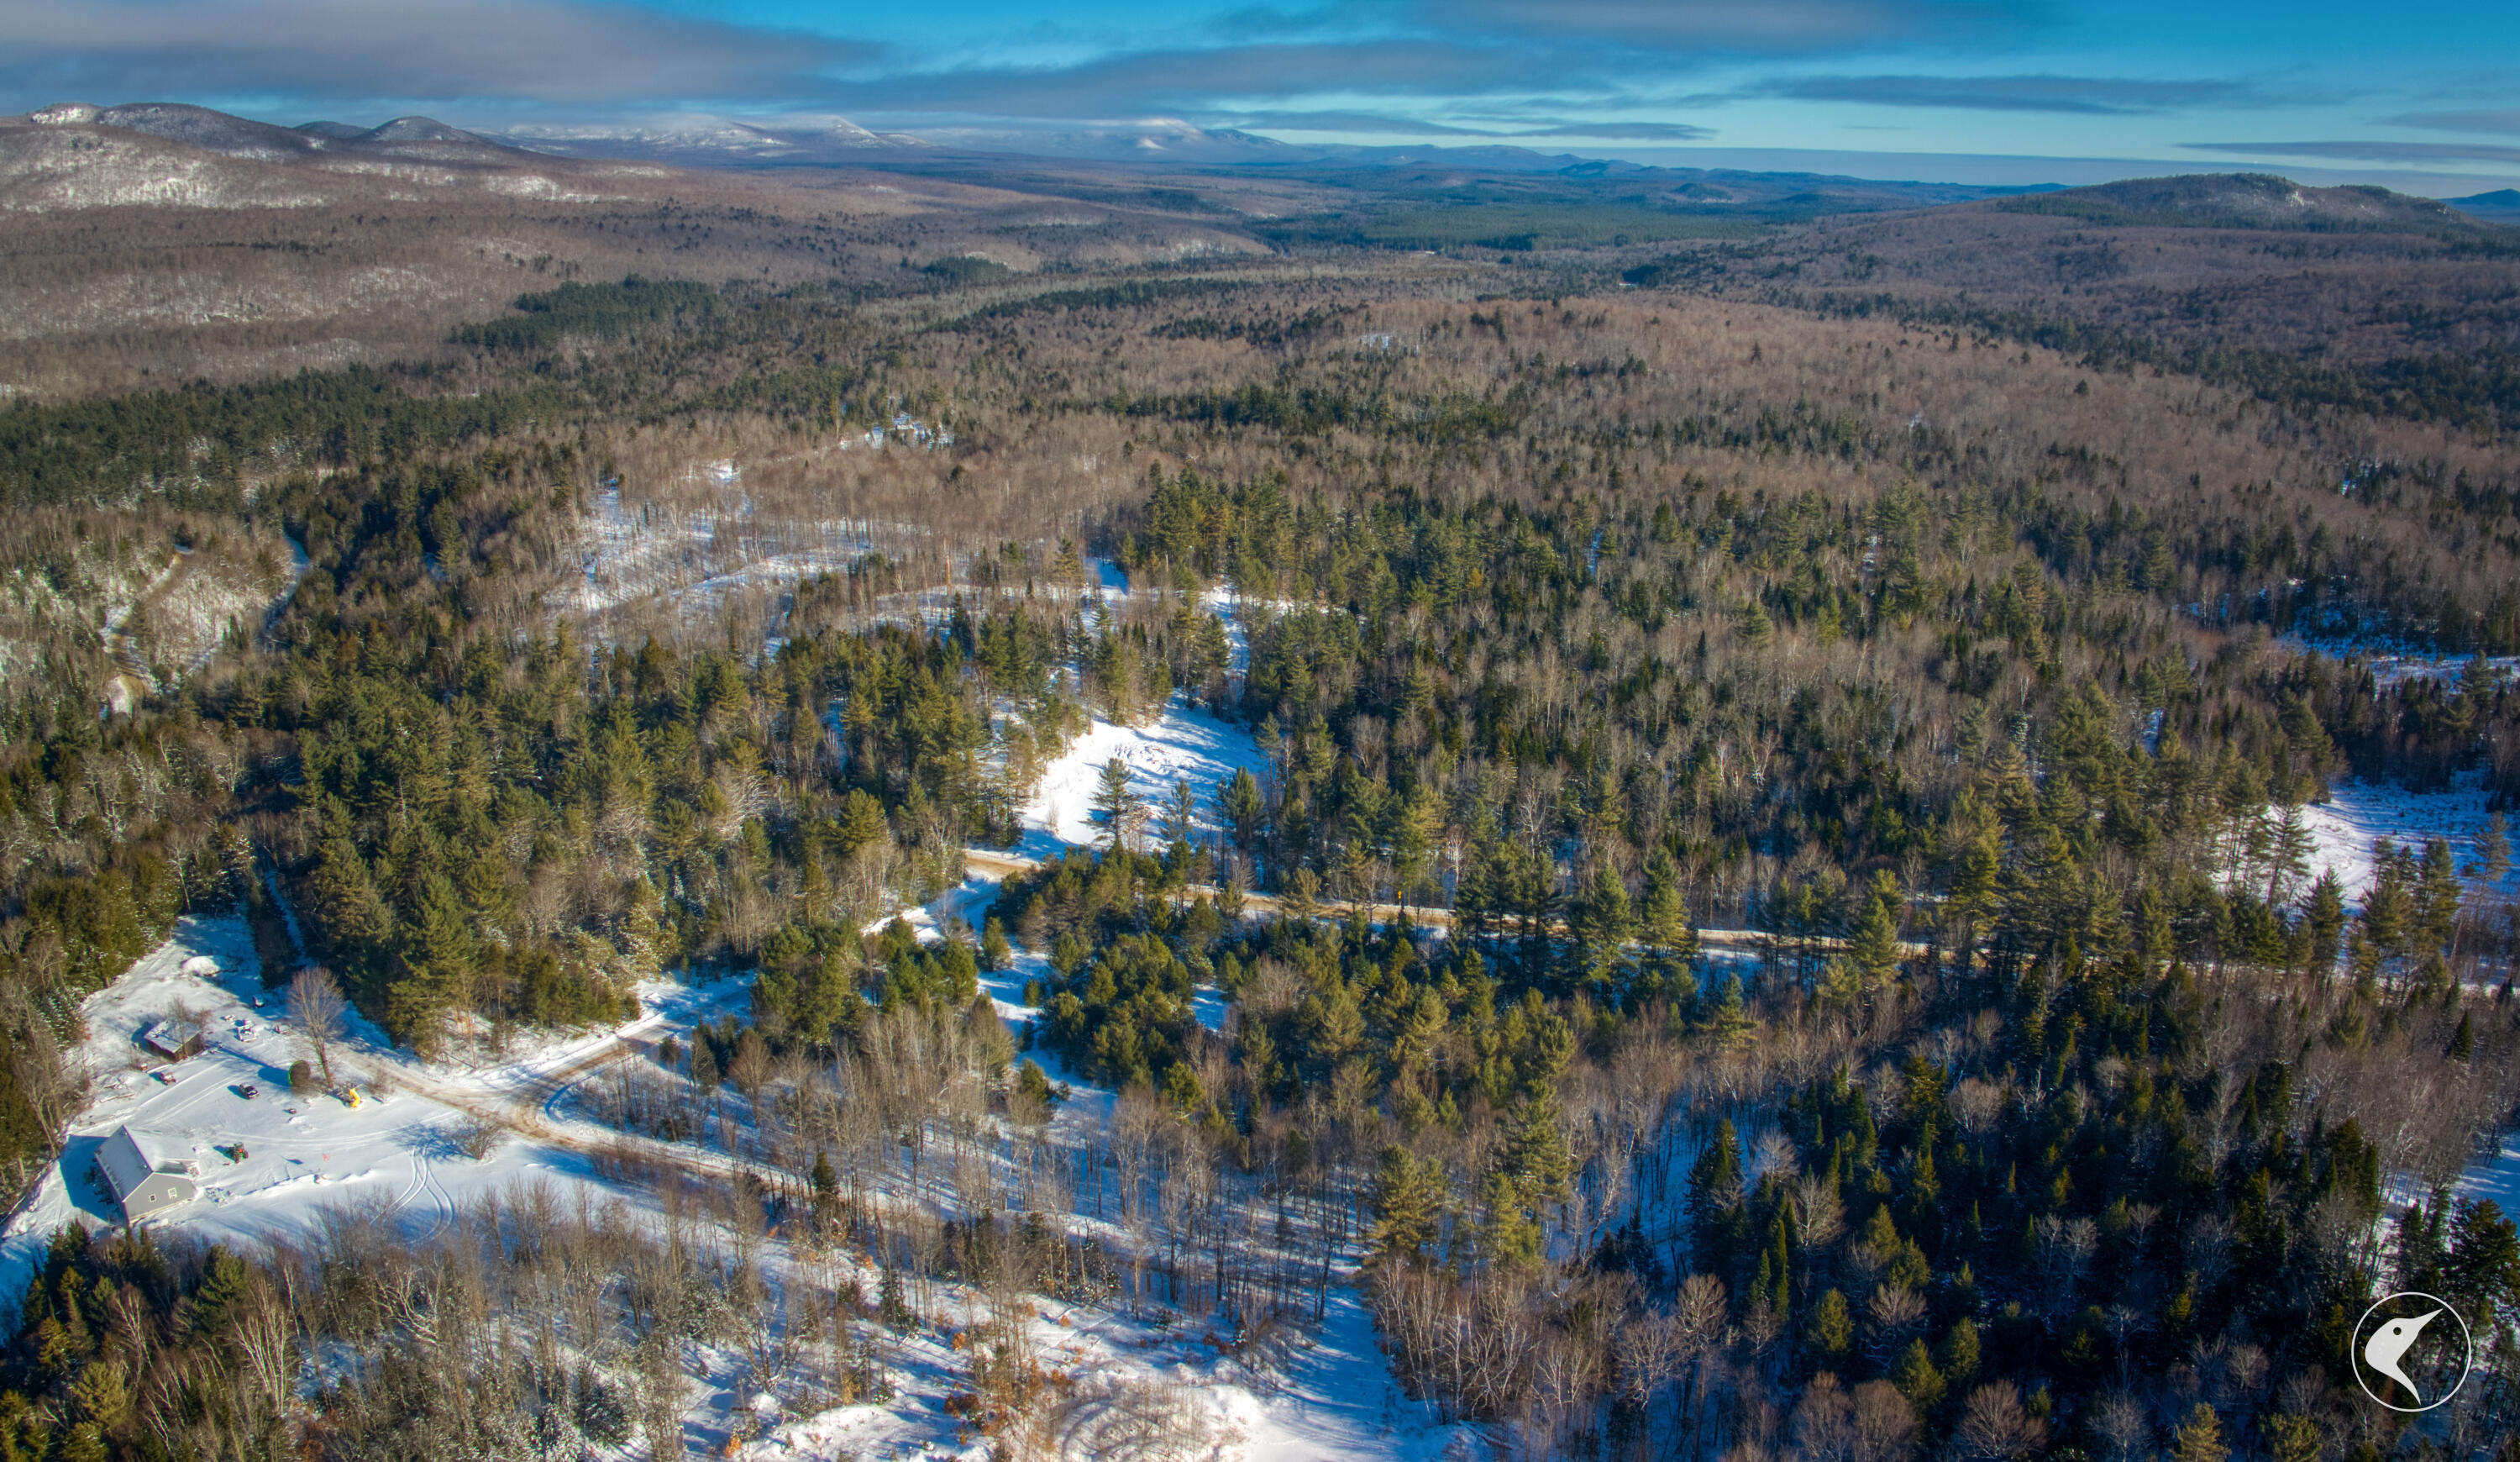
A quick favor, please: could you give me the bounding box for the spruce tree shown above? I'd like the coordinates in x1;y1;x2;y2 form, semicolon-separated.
1686;1119;1745;1275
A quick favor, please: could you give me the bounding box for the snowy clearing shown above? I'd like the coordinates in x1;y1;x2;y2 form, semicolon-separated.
1015;701;1271;857
2298;770;2516;907
0;918;628;1310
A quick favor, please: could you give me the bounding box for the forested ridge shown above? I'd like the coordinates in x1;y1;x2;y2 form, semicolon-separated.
0;264;2514;1459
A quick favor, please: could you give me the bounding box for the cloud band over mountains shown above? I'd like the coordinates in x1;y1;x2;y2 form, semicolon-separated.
2;0;2513;191
0;0;862;106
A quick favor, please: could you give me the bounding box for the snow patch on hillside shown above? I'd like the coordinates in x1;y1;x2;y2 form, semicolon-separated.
1016;703;1270;857
2461;1132;2520;1217
2283;636;2520;694
2299;772;2514;907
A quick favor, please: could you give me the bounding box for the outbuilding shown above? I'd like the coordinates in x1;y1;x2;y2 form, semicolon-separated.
92;1125;198;1223
138;1020;203;1061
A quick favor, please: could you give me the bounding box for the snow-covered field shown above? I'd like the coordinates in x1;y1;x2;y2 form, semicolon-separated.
1015;703;1271;857
0;918;641;1309
2298;771;2516;907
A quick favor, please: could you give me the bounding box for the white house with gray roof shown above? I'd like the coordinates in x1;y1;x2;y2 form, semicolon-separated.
92;1125;197;1223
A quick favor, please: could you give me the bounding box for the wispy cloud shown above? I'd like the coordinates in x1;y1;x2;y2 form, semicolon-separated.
1221;108;1710;140
1508;120;1714;139
2383;108;2520;135
2185;139;2520;166
0;0;863;108
1756;74;2250;114
1216;110;1495;136
827;41;1546;118
1431;0;1997;54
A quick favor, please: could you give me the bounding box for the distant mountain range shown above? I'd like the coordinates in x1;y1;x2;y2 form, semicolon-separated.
486;113;2073;219
486;112;1645;171
2449;187;2520;223
1992;171;2493;230
15;100;2513;231
484;113;931;165
28;102;529;165
5;101;2056;220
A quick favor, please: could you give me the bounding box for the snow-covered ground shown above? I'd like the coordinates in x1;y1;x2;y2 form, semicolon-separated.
0;918;638;1310
2282;635;2520;694
2298;771;2517;907
575;471;907;628
2460;1133;2520;1217
1015;703;1271;858
8;897;1459;1459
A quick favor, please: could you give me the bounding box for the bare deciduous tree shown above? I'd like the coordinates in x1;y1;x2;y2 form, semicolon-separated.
1955;1380;2045;1461
291;965;348;1087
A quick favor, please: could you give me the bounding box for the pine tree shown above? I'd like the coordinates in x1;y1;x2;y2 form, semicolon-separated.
1808;1288;1853;1369
1093;756;1140;850
1476;1170;1543;1271
1704;973;1755;1049
2262;1415;2322;1462
1640;849;1698;964
2265;800;2313;906
1161;778;1197;852
1367;1146;1445;1265
2477;813;2513;886
1936;1316;1982;1390
2302;870;2346;972
388;870;475;1047
1507;1094;1574;1207
1568;863;1635;994
2444;1197;2520;1323
2170;1403;2229;1462
1391;784;1442;908
1888;1338;1945;1412
312;834;391;956
879;1266;913;1333
810;1150;838;1228
834;789;890;857
1218;767;1266;853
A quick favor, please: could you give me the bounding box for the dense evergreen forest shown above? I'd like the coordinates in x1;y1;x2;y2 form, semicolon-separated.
0;264;2515;1459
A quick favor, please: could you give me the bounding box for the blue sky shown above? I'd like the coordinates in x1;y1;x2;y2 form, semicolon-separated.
8;0;2517;192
